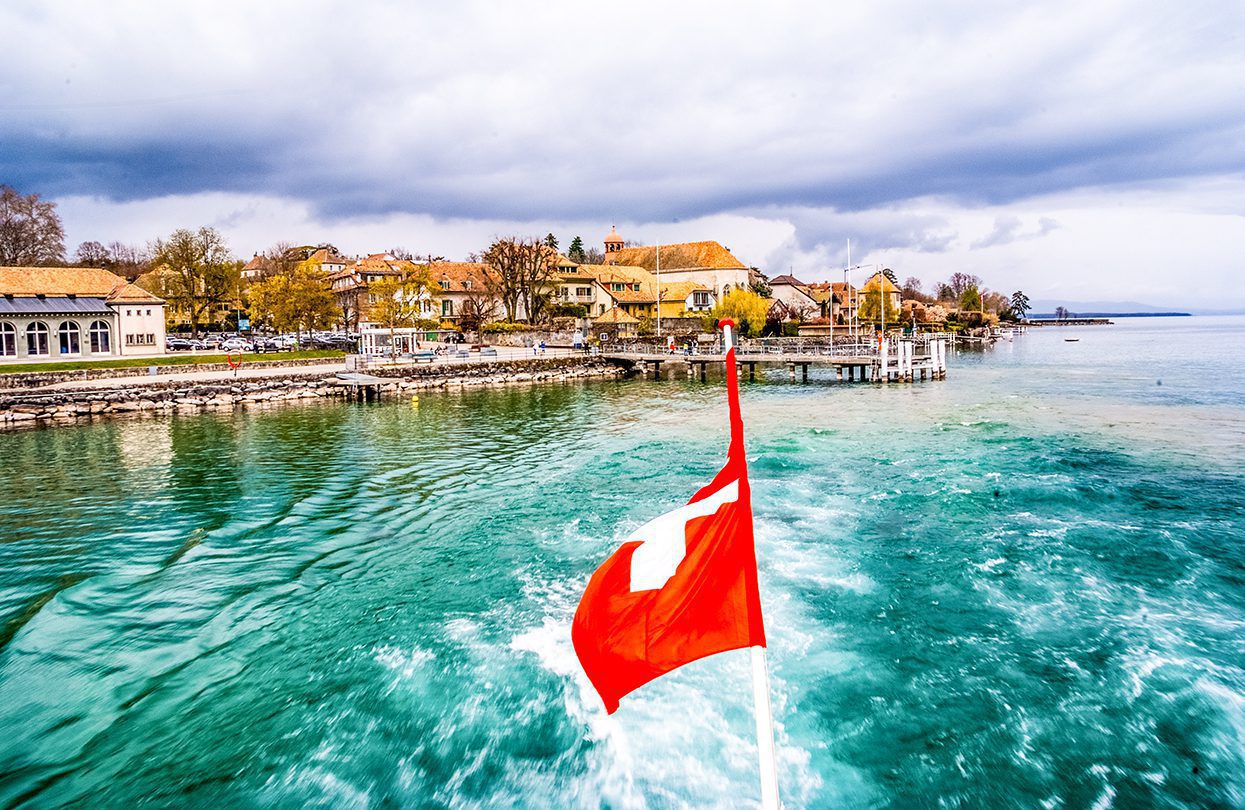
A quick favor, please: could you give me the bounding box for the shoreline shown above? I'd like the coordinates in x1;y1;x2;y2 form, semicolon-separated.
0;356;623;431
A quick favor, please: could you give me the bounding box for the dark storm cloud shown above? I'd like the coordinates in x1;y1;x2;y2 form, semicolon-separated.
3;1;1244;226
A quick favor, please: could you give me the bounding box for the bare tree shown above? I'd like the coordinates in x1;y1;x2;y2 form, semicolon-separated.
388;246;414;261
0;185;66;265
517;240;558;324
483;237;557;322
75;240;111;267
458;284;498;333
901;276;924;298
947;272;982;299
261;241;302;281
982;290;1010;316
108;242;150;281
482;239;524;321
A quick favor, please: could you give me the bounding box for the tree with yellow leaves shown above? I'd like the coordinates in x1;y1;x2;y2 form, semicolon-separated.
369;265;439;358
248;263;337;340
706;289;771;337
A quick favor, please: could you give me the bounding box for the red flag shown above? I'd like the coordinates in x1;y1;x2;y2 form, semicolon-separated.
573;321;766;713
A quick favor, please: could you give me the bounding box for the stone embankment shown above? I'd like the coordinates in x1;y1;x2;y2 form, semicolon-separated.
0;357;622;429
0;355;341;390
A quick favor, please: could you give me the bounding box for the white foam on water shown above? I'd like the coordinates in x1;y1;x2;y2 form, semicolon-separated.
1197;677;1245;749
509;617;644;808
974;557;1007;573
443;618;482;642
511;566;828;807
1090;781;1116;810
372;644;436;681
265;759;372;809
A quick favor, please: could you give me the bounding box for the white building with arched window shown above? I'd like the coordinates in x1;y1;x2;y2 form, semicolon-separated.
0;266;166;363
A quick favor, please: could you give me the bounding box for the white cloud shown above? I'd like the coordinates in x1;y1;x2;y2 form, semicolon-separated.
5;1;1244;308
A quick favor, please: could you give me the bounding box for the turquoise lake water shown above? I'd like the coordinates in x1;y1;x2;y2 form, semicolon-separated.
1;316;1243;808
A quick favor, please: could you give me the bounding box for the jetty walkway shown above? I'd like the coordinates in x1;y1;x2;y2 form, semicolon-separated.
604;335;951;383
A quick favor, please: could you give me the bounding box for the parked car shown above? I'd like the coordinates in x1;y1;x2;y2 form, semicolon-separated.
166;338;193;351
220;338;250;352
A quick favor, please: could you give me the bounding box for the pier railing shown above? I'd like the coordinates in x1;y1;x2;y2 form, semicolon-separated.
611;333;955;360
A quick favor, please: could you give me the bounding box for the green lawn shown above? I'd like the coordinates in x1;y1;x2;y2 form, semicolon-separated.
2;350;345;375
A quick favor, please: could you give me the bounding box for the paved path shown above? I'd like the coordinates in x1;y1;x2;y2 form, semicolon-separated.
34;348;579;392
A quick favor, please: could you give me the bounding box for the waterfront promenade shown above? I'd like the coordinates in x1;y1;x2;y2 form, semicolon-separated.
15;347;575;392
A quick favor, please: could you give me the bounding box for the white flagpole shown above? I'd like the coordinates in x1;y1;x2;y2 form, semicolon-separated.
722;321;781;810
751;647;781;809
656;242;662;338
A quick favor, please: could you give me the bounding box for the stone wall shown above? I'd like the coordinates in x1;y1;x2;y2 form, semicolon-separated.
0;357;624;430
484;330;581;347
0;355;344;390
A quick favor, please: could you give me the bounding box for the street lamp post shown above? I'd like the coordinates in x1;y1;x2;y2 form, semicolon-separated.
655;242;661;339
843;261;881;345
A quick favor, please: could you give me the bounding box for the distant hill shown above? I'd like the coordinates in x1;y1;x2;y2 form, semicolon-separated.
1029;312;1190;319
1028;298;1180;314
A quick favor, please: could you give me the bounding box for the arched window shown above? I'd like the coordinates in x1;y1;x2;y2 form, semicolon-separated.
89;320;111;353
58;321;81;355
722;284;732;297
0;323;15;356
27;322;50;356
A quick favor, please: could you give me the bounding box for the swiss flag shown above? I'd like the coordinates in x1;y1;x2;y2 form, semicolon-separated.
573;334;766;713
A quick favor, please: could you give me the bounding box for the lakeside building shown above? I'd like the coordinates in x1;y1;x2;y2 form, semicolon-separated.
860;272;901;312
0;266;166;362
580;263;657;319
657;281;715;318
555;256;717;324
329;253;435;331
828;282;859;325
241;245;350;282
769;274;824;317
591;306;640;339
430;261;495;323
553;257;598;313
602;227;761;300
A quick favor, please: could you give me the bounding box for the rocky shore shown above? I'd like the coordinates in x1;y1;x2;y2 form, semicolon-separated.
0;357;622;430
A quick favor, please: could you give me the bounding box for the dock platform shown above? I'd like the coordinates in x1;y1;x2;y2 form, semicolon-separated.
604;336;950;383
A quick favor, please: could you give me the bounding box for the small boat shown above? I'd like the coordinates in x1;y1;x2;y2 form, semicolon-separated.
1064;338;1080;342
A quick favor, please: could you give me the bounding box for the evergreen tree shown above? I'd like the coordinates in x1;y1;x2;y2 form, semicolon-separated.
567;236;586;262
544;233;559;250
1010;290;1031;319
959;284;982;312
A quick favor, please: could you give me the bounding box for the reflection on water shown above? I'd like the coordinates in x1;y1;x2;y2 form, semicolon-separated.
1;317;1243;807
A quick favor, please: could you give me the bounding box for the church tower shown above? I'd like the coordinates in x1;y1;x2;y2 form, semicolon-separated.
603;225;624;261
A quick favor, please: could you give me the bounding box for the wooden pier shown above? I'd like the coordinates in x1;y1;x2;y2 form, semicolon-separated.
335;371;388;402
604;336;950;383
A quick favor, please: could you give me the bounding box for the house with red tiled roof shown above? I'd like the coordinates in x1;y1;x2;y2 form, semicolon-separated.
0;266;166;361
579;263;657;320
769;274;822;317
429;261;497;324
329;254;436;331
603;228;758;300
860;272;901;313
591;306;640;339
657;280;715;318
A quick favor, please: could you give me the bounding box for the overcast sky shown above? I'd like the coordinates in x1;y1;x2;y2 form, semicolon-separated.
3;1;1243;308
